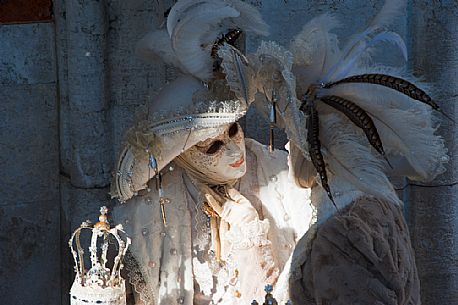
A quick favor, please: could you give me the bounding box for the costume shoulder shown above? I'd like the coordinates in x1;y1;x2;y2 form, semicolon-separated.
289;197;420;305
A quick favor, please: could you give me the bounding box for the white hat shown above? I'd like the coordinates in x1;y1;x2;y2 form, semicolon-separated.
111;76;246;202
136;0;268;81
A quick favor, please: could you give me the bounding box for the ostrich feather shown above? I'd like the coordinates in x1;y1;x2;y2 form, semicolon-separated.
290;14;340;68
319;0;407;83
171;3;240;80
319;113;401;205
369;0;407;29
168;0;268;80
225;0;269;36
167;0;268;37
323;30;407;82
167;0;209;37
135;29;179;66
327;84;448;181
324;74;456;123
289;14;341;95
320;95;391;167
217;43;251;103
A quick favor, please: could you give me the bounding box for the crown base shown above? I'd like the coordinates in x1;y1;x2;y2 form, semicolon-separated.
70;279;126;305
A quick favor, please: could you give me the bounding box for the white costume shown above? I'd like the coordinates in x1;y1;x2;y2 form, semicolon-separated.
225;1;447;304
110;0;449;304
113;137;312;305
111;72;313;305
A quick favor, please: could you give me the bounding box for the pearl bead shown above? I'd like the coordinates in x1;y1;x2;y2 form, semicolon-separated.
148;261;156;268
269;175;278;182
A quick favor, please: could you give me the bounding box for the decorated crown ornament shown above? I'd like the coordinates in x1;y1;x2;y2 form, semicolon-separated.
69;206;131;305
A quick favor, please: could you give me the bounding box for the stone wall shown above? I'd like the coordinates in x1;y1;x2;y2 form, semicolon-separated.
407;1;458;304
0;1;456;304
0;23;61;304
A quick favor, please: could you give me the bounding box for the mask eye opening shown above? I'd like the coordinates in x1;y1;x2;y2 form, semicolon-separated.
228;123;238;138
205;140;224;155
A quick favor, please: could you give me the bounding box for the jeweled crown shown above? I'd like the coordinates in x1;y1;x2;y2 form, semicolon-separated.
69;206;131;305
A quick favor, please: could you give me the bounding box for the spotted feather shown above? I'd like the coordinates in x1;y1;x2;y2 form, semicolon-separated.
211;29;243;58
323;73;454;122
320;95;392;168
303;100;337;209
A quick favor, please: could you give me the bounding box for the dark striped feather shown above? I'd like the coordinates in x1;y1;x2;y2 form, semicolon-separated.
304;101;338;209
320;95;392;168
211;29;242;58
324;73;454;122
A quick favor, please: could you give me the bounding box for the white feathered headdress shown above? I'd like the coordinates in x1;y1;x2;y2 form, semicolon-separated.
286;0;449;209
216;0;449;211
137;0;268;81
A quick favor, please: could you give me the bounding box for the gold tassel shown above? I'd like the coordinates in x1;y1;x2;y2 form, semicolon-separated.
157;173;169;227
203;202;222;262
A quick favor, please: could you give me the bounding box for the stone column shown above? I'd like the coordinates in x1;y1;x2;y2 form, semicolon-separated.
65;0;112;188
407;1;458;304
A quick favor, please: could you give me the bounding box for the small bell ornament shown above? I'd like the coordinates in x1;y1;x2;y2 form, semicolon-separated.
69;206;131;305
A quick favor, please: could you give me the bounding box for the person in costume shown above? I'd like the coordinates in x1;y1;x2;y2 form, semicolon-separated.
112;74;313;305
111;1;313;304
111;0;448;304
216;1;448;304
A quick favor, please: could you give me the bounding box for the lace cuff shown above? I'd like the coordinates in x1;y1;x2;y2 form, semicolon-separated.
124;251;155;305
225;218;270;250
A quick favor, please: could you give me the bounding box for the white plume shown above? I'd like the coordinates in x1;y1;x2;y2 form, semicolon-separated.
225;0;269;36
135;29;178;66
171;3;240;79
370;0;407;29
169;0;268;80
319;113;402;205
166;0;206;37
289;14;341;96
283;0;447;210
327;83;448;182
137;0;268;81
323;29;407;82
321;0;407;83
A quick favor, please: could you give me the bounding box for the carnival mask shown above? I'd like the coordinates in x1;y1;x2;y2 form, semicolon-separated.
180;122;246;183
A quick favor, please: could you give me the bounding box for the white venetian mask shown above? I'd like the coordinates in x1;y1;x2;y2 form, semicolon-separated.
180;123;246;184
